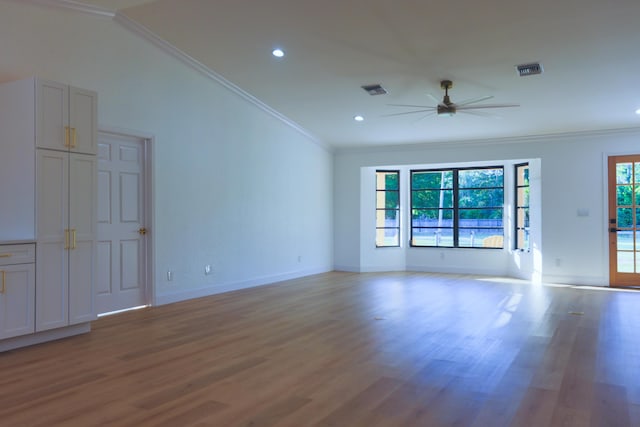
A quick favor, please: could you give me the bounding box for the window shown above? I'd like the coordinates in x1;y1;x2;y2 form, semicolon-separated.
376;170;400;247
411;167;504;248
515;163;530;250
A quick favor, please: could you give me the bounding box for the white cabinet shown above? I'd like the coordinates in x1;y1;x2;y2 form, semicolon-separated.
0;244;36;340
36;148;97;331
0;78;97;242
0;77;97;348
37;80;97;155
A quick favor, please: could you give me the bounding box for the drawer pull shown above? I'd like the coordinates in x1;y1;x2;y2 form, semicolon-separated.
0;270;5;294
0;253;12;258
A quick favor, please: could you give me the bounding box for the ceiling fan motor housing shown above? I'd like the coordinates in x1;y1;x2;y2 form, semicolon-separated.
437;104;456;116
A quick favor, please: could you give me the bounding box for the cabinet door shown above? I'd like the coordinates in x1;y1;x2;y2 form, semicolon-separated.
36;80;69;151
36;150;69;332
0;78;36;241
69;154;97;324
0;263;36;340
69;87;97;155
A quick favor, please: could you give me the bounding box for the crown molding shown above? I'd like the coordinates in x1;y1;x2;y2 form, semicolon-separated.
10;0;330;152
335;126;640;155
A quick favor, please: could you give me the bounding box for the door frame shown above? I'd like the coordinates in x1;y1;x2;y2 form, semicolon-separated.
98;126;155;307
605;151;640;287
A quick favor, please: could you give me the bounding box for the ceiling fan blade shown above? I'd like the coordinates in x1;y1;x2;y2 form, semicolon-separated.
387;103;436;109
382;109;437;117
413;111;437;122
455;95;494;107
456;103;520;110
427;93;445;106
458;110;502;118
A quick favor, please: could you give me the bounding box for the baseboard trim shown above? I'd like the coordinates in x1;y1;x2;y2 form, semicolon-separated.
0;322;91;353
156;267;332;305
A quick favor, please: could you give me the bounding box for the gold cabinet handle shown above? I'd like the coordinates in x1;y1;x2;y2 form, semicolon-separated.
138;227;147;235
0;253;11;258
1;270;5;294
65;126;70;147
64;229;70;250
72;229;77;250
72;128;77;149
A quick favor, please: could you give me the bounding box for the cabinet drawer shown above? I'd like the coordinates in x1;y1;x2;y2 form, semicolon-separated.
0;244;36;265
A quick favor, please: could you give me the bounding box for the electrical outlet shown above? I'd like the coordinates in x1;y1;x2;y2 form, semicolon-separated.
205;264;212;275
167;270;173;281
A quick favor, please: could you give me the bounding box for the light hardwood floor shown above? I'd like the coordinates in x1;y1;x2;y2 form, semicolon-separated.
1;271;639;426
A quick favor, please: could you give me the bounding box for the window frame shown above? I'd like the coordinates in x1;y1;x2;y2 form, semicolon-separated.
410;166;504;248
375;170;401;248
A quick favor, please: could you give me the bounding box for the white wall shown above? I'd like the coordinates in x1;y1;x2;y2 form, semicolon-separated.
0;1;333;304
334;129;640;286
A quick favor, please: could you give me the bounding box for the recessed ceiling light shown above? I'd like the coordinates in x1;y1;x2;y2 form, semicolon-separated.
354;115;364;122
636;108;640;115
272;48;285;58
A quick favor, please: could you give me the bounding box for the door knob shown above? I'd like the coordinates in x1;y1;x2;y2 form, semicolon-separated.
138;227;147;235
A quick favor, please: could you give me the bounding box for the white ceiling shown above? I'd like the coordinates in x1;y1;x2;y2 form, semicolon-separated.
80;0;640;148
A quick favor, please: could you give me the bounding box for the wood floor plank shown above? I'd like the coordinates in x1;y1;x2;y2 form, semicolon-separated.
0;271;638;426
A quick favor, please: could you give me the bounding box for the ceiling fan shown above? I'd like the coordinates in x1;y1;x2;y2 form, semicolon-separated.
386;80;519;119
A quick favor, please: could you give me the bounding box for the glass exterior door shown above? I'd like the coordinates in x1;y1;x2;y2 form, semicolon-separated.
608;155;640;287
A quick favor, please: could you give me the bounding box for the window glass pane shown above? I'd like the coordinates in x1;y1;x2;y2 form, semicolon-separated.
458;229;503;248
617;185;633;206
517;187;529;206
517;229;529;249
412;209;453;226
459;168;504;188
376;171;398;190
516;208;530;227
618;208;633;228
412;171;453;189
412;228;453;247
385;173;398;190
617;231;633;251
376;210;399;228
459;189;504;208
377;191;398;209
618;251;634;273
617;163;633;184
637;208;640;227
635;162;640;183
459;208;503;220
517;165;529;186
412;190;453;208
376;229;399;247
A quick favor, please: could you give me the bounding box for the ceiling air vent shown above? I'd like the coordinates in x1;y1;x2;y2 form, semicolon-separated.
516;62;543;77
361;84;387;96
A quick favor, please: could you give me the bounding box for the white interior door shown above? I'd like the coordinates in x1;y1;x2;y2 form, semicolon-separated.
96;132;148;314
